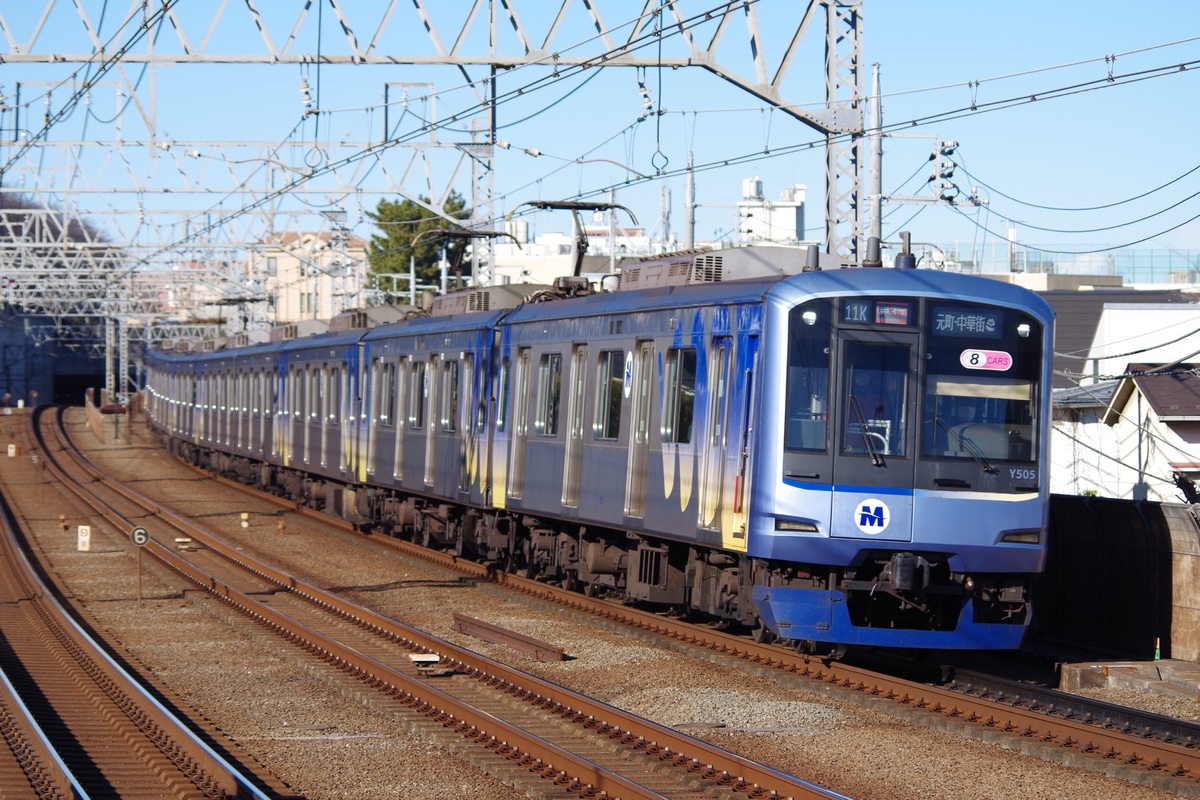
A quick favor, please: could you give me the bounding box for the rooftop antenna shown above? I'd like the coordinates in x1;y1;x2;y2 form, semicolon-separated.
862;236;882;268
894;231;916;270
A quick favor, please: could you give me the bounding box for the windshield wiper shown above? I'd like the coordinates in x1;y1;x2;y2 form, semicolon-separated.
848;394;886;467
935;416;997;474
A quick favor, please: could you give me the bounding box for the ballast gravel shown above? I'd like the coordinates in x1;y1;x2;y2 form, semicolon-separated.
2;409;1192;800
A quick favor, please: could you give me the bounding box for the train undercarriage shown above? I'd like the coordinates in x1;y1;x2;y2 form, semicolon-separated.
180;441;1030;649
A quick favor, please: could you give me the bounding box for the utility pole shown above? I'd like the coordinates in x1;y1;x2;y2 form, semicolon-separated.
867;63;883;247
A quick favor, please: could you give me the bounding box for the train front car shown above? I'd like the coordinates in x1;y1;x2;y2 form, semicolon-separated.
752;267;1054;650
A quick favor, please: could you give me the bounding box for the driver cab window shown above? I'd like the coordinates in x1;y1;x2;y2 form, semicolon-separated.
842;342;908;457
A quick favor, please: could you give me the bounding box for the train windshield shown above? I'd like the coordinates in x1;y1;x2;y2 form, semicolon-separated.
843;341;909;457
922;302;1043;464
783;296;1044;466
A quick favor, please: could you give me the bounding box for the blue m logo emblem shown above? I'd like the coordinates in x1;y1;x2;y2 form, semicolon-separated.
853;499;890;534
859;505;885;527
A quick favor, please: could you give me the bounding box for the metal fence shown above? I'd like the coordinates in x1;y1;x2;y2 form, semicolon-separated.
923;242;1200;285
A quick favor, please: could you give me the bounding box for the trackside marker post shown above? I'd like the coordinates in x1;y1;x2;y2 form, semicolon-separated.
131;526;149;606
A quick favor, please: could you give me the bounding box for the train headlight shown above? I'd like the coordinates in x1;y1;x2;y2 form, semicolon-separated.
999;529;1041;544
801;310;818;326
775;518;819;532
1016;323;1031;338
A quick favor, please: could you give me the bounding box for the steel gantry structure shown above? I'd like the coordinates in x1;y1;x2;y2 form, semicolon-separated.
0;0;866;397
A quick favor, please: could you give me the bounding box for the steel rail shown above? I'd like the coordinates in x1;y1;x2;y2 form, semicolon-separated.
0;525;87;800
161;430;1200;790
44;408;848;800
0;408;272;800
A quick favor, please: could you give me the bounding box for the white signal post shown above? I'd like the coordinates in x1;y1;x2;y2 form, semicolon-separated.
131;526;149;606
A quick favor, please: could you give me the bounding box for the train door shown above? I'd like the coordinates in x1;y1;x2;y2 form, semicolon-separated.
340;360;353;474
408;358;428;481
624;341;653;518
288;366;299;464
492;354;511;508
302;366;313;464
224;370;233;447
319;365;330;468
728;336;759;548
392;361;406;481
278;368;287;462
218;372;228;446
233;372;242;449
437;354;463;493
423;355;438;486
698;338;731;529
195;371;207;443
365;359;377;478
241;371;250;449
508;347;531;500
831;331;918;542
250;371;259;452
456;353;473;494
562;344;587;507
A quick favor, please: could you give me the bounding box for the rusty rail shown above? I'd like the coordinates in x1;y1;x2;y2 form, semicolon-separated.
154;418;1200;793
44;407;846;800
452;613;566;661
0;407;272;800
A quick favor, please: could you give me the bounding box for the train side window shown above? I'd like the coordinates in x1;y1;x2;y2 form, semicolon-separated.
409;360;427;430
378;361;395;427
329;364;342;426
308;367;319;421
496;356;509;433
292;367;301;418
594;350;624;440
784;299;832;452
709;344;729;447
663;347;696;444
442;359;459;432
536;353;563;437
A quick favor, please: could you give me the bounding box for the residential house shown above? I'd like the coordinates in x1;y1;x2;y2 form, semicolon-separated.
251;231;368;323
1101;364;1200;502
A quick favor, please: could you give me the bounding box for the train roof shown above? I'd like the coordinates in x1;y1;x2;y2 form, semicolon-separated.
500;266;1054;327
360;308;510;341
767;267;1056;324
146;261;1055;366
500;275;785;325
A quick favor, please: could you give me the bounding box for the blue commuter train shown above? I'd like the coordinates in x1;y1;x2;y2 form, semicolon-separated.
144;244;1054;651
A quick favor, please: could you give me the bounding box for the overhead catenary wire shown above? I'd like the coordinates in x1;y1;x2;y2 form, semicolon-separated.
0;0;183;177
142;1;738;259
956;161;1200;213
29;8;1200;272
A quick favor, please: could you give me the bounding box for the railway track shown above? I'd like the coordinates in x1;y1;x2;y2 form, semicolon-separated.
33;407;849;800
0;412;272;799
131;422;1200;795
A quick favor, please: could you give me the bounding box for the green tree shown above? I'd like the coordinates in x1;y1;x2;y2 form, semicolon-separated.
365;191;470;290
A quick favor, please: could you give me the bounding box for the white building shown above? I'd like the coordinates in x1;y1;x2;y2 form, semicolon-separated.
1050;383;1122;497
1045;296;1200;499
1084;303;1200;386
492;216;653;286
736;179;810;244
249;231;369;324
1101;364;1200;502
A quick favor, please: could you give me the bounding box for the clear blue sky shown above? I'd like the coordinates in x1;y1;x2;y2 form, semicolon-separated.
2;1;1198;264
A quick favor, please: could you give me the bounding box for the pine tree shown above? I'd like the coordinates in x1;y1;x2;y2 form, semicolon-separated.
365;191;470;290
